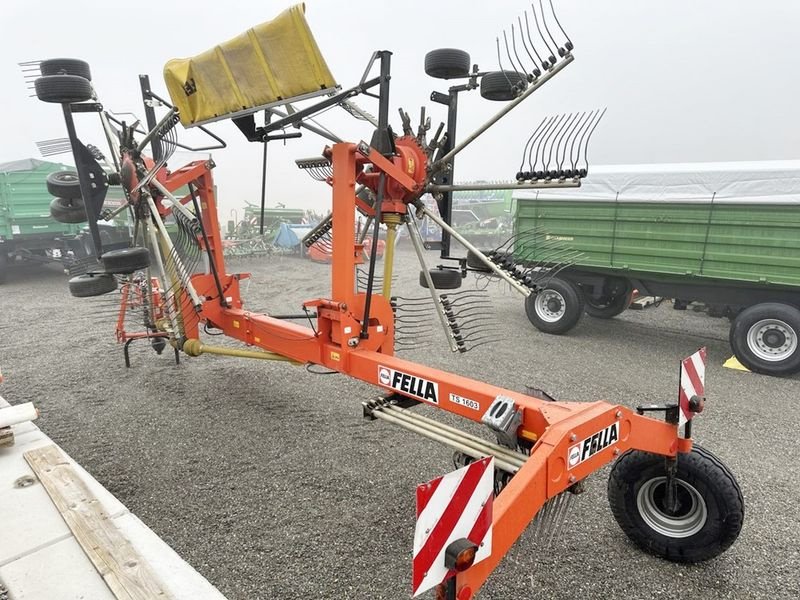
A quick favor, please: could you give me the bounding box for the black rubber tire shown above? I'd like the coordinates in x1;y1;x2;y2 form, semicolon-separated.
68;273;117;298
419;268;462;290
480;71;529;101
729;302;800;376
34;74;92;104
39;58;92;80
524;277;584;334
49;197;87;224
585;291;633;319
424;48;471;79
101;247;150;274
608;446;744;563
46;170;81;199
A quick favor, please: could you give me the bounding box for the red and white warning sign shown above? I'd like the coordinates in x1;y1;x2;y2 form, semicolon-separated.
678;347;707;426
412;456;494;597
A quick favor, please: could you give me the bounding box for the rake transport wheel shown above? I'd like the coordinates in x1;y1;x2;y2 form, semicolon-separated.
46;170;81;199
608;446;744;563
49;197;87;224
424;48;471;79
729;302;800;376
480;71;529;101
68;273;117;298
39;58;92;80
34;74;93;104
525;277;584;334
419;268;462;290
101;247;150;275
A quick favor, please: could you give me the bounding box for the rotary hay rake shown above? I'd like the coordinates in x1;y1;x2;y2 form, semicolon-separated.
33;2;743;598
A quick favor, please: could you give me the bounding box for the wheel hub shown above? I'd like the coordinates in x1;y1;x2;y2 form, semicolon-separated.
637;477;707;538
535;290;566;323
747;318;797;362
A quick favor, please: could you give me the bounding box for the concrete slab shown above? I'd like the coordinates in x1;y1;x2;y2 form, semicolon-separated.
0;536;117;600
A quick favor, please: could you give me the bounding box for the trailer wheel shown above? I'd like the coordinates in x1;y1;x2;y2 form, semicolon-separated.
46;170;82;199
50;197;87;224
608;446;744;563
524;277;584;334
585;290;633;319
34;74;93;104
729;303;800;376
424;49;471;79
419;268;462;290
39;58;92;81
101;247;150;274
68;273;117;298
480;71;529;101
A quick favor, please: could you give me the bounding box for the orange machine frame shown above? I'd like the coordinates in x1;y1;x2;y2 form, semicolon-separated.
145;139;692;598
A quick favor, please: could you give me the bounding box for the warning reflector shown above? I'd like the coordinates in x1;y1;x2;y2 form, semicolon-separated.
678;347;707;426
412;456;494;597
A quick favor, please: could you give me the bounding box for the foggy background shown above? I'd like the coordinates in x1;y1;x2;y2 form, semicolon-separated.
1;0;798;214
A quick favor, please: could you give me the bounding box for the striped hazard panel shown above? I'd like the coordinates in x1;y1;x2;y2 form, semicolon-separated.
679;347;707;426
412;456;494;597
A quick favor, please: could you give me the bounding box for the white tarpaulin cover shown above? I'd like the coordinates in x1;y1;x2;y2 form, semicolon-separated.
514;160;800;204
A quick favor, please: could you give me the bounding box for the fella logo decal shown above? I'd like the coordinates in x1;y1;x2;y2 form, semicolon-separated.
568;422;619;469
378;366;439;404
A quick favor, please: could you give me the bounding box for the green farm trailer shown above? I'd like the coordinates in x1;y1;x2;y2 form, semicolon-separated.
0;158;129;282
0;158;85;282
512;160;800;376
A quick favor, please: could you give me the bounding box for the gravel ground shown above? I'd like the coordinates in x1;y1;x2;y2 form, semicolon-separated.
1;249;799;600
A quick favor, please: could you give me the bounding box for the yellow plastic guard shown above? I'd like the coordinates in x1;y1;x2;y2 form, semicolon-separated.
163;4;337;126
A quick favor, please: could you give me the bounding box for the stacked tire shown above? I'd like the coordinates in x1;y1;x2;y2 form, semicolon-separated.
35;59;94;225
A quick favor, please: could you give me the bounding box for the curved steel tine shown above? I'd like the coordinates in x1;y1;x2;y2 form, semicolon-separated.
531;115;560;175
518;15;542;78
548;0;574;51
547;113;578;177
549;112;579;175
567;111;594;174
573;109;598;176
495;37;515;93
523;11;547;74
526;116;555;175
539;114;567;176
539;0;564;58
511;23;530;77
558;111;588;172
501;31;519;89
531;2;556;67
518;117;549;178
581;107;607;176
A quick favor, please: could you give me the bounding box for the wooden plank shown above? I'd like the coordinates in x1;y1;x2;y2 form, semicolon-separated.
0;426;13;448
23;444;172;600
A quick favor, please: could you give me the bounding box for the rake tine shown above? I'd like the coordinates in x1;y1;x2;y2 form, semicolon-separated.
556;111;587;173
510;23;531;77
538;0;564;58
518;14;543;78
518;116;549;178
496;36;515;91
531;2;557;67
545;112;576;174
534;114;564;176
548;0;574;52
562;111;592;175
580;107;607;177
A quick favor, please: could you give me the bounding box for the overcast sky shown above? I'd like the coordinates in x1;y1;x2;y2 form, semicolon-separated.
2;0;799;214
